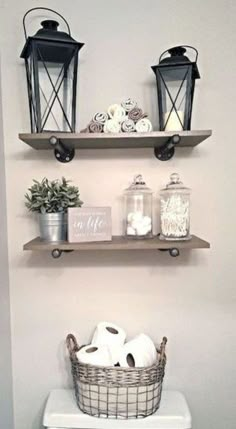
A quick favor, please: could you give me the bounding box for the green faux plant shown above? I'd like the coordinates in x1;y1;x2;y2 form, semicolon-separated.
25;177;83;214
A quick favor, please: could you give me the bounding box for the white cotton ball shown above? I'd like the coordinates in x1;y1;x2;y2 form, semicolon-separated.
132;212;143;223
132;220;143;231
142;216;152;226
127;226;136;236
144;226;152;235
136;225;150;236
127;212;135;223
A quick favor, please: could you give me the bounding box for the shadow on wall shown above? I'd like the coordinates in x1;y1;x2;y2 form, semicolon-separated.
31;398;48;429
11;146;196;162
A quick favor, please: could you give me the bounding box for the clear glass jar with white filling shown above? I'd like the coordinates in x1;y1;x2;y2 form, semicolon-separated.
124;175;153;239
160;173;191;240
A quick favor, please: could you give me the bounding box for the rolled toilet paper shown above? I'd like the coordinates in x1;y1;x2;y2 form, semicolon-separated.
76;344;113;366
92;322;126;364
117;333;158;368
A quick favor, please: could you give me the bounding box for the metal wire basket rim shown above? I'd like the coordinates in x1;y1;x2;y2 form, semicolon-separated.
77;380;164;388
72;358;166;370
66;333;167;371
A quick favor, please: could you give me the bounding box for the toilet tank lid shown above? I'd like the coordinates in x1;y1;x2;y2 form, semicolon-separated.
43;389;191;429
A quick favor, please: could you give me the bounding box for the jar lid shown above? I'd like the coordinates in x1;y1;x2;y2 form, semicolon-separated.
161;173;190;192
125;174;153;193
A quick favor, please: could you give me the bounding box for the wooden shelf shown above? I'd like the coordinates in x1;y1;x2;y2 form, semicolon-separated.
23;235;210;258
19;130;212;150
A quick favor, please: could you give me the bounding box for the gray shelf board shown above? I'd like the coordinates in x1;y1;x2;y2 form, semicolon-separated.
23;235;210;252
19;130;212;151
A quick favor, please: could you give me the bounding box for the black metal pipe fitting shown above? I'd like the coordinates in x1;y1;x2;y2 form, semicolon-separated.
154;134;181;161
49;136;75;163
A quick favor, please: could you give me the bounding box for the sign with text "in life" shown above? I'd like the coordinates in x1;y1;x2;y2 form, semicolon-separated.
68;207;112;242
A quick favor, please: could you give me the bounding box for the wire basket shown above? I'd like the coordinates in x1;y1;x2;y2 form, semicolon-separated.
66;334;167;419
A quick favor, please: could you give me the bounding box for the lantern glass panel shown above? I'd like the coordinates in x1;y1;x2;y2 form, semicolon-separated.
157;65;192;131
26;54;37;133
32;41;77;132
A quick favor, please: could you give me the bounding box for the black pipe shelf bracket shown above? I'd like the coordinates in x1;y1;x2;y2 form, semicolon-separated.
51;249;62;258
51;248;179;258
49;135;75;163
51;249;74;258
154;134;181;161
159;248;180;257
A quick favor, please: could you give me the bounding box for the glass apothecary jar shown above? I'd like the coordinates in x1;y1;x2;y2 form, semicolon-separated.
124;175;153;239
160;173;191;240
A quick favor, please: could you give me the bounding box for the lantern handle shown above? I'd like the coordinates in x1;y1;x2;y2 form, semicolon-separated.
159;45;198;63
23;7;71;40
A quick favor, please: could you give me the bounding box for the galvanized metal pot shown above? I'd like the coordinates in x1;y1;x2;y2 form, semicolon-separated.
39;213;67;242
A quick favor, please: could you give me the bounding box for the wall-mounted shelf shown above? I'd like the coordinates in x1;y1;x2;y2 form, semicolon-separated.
19;130;212;162
23;235;210;258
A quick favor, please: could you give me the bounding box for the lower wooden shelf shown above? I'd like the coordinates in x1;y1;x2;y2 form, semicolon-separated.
23;235;210;258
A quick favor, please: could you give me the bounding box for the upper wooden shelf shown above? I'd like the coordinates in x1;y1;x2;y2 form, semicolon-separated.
23;234;210;258
19;130;212;150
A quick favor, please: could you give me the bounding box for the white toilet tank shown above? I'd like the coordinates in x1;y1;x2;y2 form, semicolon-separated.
43;389;192;429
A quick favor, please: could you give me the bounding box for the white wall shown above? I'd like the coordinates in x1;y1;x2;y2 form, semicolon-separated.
0;0;236;428
0;58;14;429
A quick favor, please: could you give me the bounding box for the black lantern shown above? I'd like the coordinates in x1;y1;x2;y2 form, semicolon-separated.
21;7;84;133
152;46;200;132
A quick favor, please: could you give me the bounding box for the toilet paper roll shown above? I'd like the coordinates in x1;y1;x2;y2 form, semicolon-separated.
92;322;126;364
117;333;158;368
76;344;113;366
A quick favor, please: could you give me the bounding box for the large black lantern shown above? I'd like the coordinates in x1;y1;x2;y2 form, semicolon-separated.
21;7;84;133
152;46;200;132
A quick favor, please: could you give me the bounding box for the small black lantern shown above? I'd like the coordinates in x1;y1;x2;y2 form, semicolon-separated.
152;46;200;131
21;7;84;133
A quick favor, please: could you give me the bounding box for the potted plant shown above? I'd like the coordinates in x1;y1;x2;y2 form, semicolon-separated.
25;177;83;242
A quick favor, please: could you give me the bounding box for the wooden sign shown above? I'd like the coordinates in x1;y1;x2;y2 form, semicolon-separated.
68;207;112;243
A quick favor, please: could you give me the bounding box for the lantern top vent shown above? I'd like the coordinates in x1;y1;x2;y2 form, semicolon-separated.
33;19;77;43
20;8;84;59
152;45;200;79
160;46;189;64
